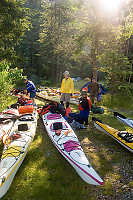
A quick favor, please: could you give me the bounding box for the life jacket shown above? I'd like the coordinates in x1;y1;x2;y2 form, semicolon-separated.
78;97;91;111
26;99;33;105
65;107;71;117
18;96;27;106
38;102;58;116
38;102;66;116
38;104;51;115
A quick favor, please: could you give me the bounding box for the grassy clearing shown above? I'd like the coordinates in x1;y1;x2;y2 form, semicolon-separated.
3;116;95;200
101;93;133;113
1;93;133;199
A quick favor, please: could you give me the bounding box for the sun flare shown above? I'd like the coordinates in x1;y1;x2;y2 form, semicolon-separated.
101;0;124;13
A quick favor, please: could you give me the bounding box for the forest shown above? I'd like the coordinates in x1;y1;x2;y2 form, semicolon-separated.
1;1;133;200
1;0;133;93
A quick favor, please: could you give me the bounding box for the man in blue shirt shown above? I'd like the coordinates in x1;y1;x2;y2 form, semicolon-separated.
24;79;36;102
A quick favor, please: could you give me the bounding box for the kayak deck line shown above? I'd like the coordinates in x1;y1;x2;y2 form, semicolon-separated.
52;136;104;185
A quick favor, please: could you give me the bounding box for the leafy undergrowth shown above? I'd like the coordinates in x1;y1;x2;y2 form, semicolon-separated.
0;95;17;112
2;97;133;200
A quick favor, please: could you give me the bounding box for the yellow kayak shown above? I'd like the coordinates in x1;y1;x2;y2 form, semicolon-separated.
92;117;133;153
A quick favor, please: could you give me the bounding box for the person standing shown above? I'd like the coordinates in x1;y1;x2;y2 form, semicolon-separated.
60;71;74;109
88;77;100;104
24;78;36;103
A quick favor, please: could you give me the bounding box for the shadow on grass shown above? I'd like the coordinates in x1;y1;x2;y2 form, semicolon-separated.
2;107;133;200
2;118;99;200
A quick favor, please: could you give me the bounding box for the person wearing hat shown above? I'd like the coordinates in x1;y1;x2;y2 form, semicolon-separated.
78;90;92;126
24;78;36;102
68;90;91;127
60;71;74;109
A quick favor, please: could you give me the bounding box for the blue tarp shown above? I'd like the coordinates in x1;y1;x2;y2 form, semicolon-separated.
81;82;108;95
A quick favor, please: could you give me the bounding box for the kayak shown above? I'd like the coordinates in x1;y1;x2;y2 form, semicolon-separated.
114;112;133;129
92;117;133;153
0;106;37;198
42;112;104;185
0;108;20;138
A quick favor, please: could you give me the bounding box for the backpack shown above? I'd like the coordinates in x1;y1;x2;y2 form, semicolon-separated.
91;105;104;114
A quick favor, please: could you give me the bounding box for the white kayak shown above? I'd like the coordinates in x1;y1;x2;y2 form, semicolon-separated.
42;112;104;185
0;108;20;139
114;112;133;129
0;107;37;198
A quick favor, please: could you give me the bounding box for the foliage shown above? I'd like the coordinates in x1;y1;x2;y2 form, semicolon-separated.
0;61;12;93
8;67;24;87
69;0;133;92
2;0;133;92
40;79;53;87
39;0;80;83
1;1;133;199
0;60;23;110
98;49;133;92
0;0;30;64
17;0;42;77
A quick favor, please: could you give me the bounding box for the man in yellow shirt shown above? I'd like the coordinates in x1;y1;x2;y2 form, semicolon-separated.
60;71;74;109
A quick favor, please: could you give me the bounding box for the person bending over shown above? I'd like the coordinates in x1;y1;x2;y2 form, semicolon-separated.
24;78;36;103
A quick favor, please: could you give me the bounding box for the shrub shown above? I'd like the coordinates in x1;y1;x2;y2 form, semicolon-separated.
0;60;23;110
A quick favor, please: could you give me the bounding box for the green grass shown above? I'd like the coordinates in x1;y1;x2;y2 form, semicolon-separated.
128;181;133;188
101;93;133;113
1;94;133;199
0;95;17;112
